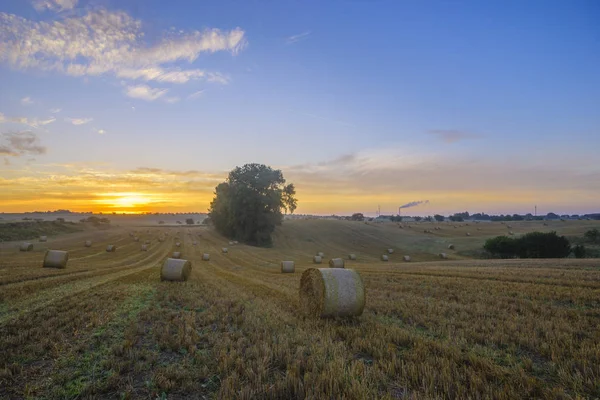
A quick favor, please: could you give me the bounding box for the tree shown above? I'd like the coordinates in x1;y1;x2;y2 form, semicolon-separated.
434;214;444;222
209;163;297;246
572;245;586;258
484;231;571;259
584;228;599;243
484;236;519;258
185;218;194;225
351;213;365;221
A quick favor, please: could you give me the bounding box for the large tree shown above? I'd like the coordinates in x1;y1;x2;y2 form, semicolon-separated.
209;163;297;246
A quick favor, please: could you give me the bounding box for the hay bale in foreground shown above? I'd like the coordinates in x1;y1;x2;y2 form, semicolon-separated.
172;251;182;259
387;249;394;254
20;243;34;251
222;248;228;253
299;268;365;318
43;250;69;268
403;255;411;262
317;251;324;257
348;254;357;260
106;245;116;252
439;253;448;259
39;236;47;242
381;254;389;261
281;261;295;273
202;253;210;261
448;244;455;250
329;258;345;268
84;240;92;247
313;255;322;264
161;258;192;282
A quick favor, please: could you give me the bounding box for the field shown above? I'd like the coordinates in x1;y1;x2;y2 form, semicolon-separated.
1;219;599;399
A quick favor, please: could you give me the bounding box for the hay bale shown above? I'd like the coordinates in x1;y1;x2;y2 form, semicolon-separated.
229;241;234;245
84;240;92;247
145;240;151;244
313;255;322;264
448;244;455;250
141;245;148;251
39;236;47;242
439;252;448;259
281;261;295;273
134;237;140;242
161;258;192;282
20;242;34;251
202;253;210;261
172;251;182;259
175;242;181;247
387;249;394;254
43;250;68;268
158;237;164;242
507;225;512;229
299;268;365;318
192;241;198;246
329;258;345;268
381;254;389;261
509;231;514;235
222;248;228;253
348;254;356;260
317;251;324;257
403;255;411;262
466;233;471;236
106;245;116;252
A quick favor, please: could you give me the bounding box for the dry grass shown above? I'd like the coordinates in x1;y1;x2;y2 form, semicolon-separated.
0;219;599;399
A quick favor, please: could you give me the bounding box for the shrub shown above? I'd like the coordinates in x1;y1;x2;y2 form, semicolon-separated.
484;231;571;259
572;245;586;258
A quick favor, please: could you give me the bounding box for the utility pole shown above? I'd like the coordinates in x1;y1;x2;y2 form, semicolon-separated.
535;205;537;217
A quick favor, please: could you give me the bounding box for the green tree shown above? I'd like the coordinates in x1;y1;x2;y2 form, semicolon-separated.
484;236;519;258
434;214;444;222
572;245;586;258
209;163;297;246
584;228;599;243
351;213;365;221
517;231;571;258
185;218;194;225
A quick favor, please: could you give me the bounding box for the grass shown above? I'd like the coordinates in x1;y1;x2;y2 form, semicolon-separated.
0;220;82;242
0;219;599;399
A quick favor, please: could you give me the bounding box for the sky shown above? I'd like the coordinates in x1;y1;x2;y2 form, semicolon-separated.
0;0;599;216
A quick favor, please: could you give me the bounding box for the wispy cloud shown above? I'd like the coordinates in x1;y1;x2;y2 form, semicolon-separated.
97;129;106;135
0;113;56;128
50;108;61;113
187;90;205;100
286;30;311;45
0;131;47;157
65;117;93;125
21;97;33;105
427;129;480;143
165;97;180;104
125;84;168;101
32;0;78;12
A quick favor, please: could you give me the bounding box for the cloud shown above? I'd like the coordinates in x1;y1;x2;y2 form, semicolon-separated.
65;117;93;125
97;129;106;134
187;90;205;100
0;131;47;157
50;108;61;113
21;97;33;105
0;113;56;128
0;10;246;86
32;0;78;12
165;97;180;104
286;31;311;44
427;130;480;143
125;84;168;101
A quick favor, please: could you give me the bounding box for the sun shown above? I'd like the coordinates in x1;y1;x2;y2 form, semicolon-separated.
113;195;148;208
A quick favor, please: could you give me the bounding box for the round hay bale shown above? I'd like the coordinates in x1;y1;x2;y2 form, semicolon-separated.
172;251;182;259
106;245;116;252
20;243;34;251
202;253;210;261
229;241;234;245
192;241;198;246
84;240;92;247
222;248;228;253
466;233;471;236
403;255;411;262
439;252;448;259
387;249;394;254
134;237;140;242
43;250;68;268
281;261;295;273
381;254;389;261
141;245;148;251
158;237;164;242
348;254;357;260
313;255;322;264
39;236;47;242
329;258;345;268
145;240;151;244
317;251;324;257
299;268;365;318
175;242;181;247
448;244;455;250
161;258;192;282
509;231;514;235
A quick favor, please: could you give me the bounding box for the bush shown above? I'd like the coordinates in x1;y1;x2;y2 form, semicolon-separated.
584;228;599;243
484;231;571;259
484;236;519;258
572;245;586;258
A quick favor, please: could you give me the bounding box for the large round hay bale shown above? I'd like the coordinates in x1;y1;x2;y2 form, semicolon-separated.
299;268;365;318
329;258;345;268
439;252;448;259
466;233;471;236
161;258;192;282
43;250;68;268
448;244;455;250
222;248;228;253
348;254;357;260
106;245;116;252
39;236;47;242
403;255;411;262
172;251;182;259
158;237;164;242
134;237;140;242
317;251;324;257
281;261;295;273
387;249;394;254
313;255;322;264
202;253;210;261
175;242;181;247
84;240;92;247
141;244;148;251
381;254;389;261
20;243;34;251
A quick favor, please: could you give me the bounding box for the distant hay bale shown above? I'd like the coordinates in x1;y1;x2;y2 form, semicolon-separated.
509;231;514;235
222;248;228;253
448;244;455;250
466;233;471;236
84;240;92;247
39;236;47;242
134;237;140;242
439;253;448;259
175;242;181;247
403;255;411;262
106;245;116;252
141;245;148;251
348;254;356;260
317;251;324;257
192;241;198;246
145;240;151;244
381;254;389;261
329;258;345;268
387;249;394;254
172;251;182;259
229;241;234;245
299;268;365;318
43;250;68;268
313;255;322;264
233;241;238;244
281;261;295;273
160;258;191;282
129;232;134;237
20;243;34;251
202;253;210;261
507;225;512;229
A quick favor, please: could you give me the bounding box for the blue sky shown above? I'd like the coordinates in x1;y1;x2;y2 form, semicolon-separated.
0;0;599;215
